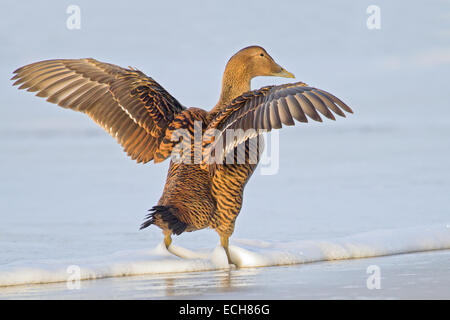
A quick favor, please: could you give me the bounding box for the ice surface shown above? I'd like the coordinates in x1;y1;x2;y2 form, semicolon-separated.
1;0;450;298
1;224;448;287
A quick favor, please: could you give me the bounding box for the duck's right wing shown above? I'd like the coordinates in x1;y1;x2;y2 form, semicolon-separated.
12;58;188;164
203;82;353;166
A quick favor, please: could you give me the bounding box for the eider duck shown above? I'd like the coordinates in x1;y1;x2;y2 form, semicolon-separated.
12;46;353;264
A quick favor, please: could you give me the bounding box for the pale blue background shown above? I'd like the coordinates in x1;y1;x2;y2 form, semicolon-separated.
0;0;449;288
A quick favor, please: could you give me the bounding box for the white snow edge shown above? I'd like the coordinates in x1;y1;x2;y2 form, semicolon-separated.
0;223;449;287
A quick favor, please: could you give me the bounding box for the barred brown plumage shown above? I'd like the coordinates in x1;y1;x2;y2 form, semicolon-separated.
12;46;353;265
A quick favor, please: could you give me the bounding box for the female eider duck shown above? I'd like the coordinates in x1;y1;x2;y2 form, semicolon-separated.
12;46;353;264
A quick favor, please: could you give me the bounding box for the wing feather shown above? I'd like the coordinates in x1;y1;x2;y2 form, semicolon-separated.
277;97;295;126
204;82;353;165
12;58;187;164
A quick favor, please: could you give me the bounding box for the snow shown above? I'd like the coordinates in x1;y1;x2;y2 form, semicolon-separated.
0;0;449;298
1;224;448;287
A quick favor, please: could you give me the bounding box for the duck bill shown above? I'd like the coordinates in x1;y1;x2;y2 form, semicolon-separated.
273;66;295;79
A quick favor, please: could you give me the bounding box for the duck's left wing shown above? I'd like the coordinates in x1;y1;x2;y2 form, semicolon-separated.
11;58;186;164
203;82;353;165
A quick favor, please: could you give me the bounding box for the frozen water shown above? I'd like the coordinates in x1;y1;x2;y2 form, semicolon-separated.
0;0;449;298
0;224;448;287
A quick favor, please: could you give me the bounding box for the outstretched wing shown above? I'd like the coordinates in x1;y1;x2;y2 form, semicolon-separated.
203;82;353;164
12;58;186;163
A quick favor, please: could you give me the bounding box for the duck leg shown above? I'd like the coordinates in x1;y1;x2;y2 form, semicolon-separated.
220;235;233;265
163;230;183;259
164;230;172;249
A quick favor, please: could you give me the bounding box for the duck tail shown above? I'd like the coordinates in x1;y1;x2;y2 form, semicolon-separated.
140;205;187;235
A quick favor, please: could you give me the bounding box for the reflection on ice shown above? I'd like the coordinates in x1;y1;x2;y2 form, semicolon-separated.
0;224;449;288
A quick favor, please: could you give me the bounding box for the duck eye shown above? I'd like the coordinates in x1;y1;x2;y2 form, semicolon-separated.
260;53;264;57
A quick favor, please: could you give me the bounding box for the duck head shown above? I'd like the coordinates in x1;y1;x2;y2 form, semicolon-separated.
214;45;295;112
228;45;295;79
